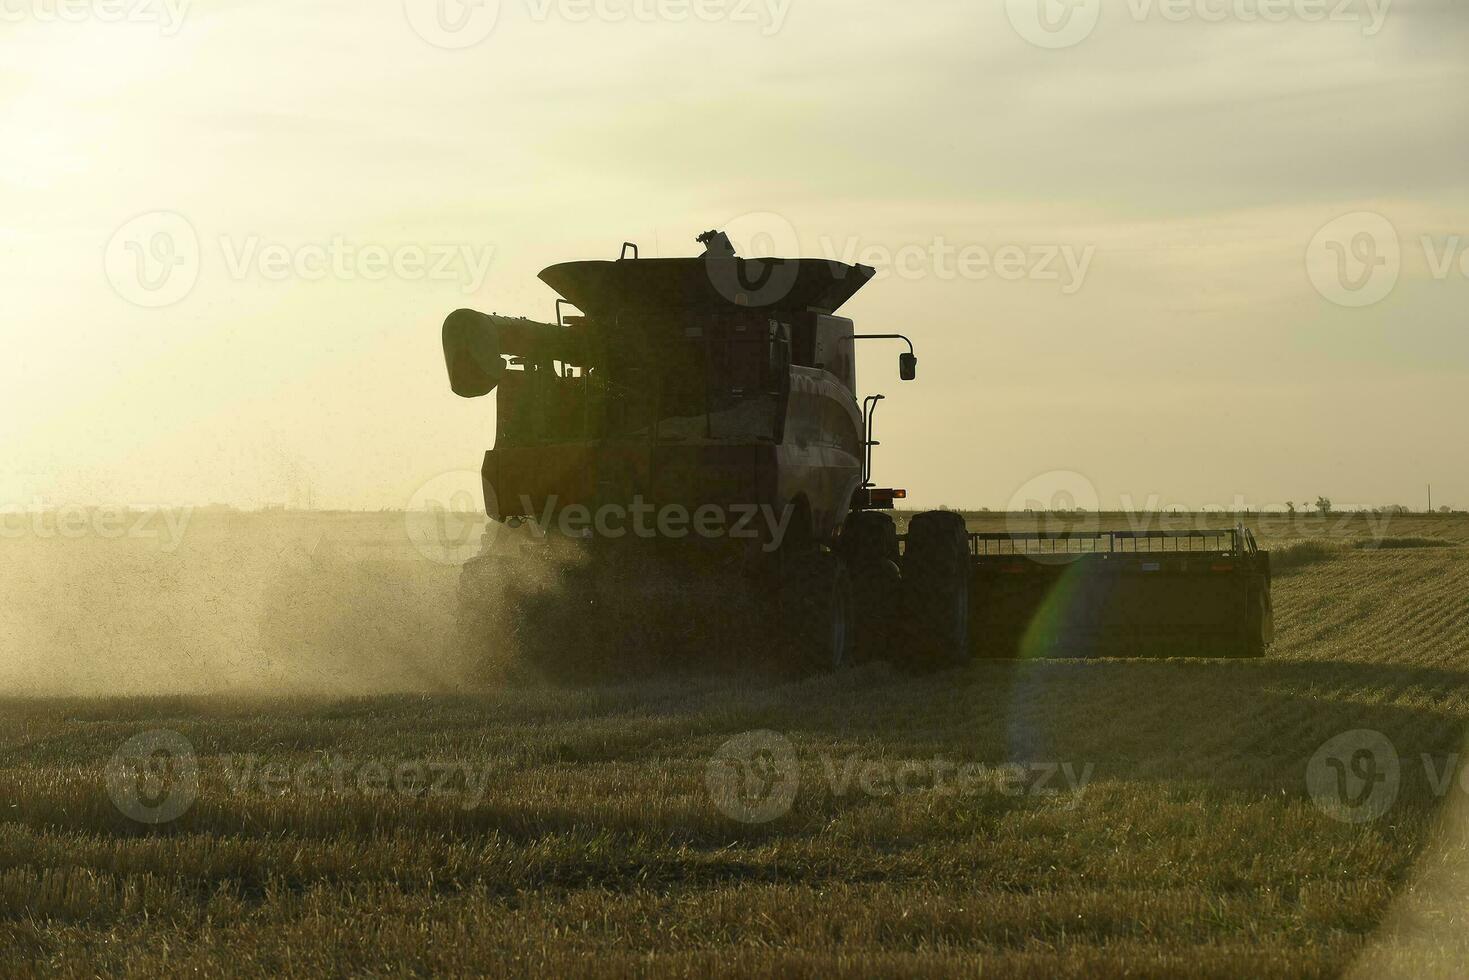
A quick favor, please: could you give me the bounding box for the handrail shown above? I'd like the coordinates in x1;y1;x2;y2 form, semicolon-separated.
963;528;1248;557
860;395;884;487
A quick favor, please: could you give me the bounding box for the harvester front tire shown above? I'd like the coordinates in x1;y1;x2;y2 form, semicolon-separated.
839;511;902;664
902;511;972;669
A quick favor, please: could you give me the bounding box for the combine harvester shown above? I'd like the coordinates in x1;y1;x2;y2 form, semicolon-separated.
441;232;1272;672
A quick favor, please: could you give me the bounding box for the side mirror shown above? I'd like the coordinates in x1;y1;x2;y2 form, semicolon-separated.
899;352;917;381
442;309;505;398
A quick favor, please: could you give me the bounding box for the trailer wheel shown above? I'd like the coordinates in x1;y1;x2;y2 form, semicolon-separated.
902;510;972;669
839;511;902;663
783;551;856;672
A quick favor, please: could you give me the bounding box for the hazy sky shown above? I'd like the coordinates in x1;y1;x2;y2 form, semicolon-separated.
3;0;1466;511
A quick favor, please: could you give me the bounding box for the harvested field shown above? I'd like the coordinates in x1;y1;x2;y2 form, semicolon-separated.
1;511;1467;975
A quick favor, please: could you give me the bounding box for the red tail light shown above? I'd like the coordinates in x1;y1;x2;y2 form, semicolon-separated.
855;488;906;509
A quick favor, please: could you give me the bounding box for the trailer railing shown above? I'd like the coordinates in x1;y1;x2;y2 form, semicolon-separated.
966;526;1259;557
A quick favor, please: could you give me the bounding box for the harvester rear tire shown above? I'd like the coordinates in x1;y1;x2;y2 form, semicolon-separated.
783;551;856;673
455;553;522;680
902;510;972;670
455;555;496;649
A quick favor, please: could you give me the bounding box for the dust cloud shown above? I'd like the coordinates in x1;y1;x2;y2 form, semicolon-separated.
0;510;475;696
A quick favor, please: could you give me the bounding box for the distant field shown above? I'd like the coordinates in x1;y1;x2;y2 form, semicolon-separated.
2;510;1468;976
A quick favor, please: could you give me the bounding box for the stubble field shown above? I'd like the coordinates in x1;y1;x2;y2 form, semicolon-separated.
1;509;1468;977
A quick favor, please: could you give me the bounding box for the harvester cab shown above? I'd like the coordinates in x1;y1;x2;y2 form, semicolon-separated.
441;232;1273;674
